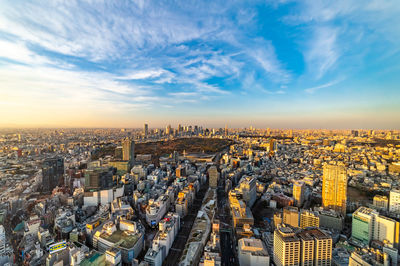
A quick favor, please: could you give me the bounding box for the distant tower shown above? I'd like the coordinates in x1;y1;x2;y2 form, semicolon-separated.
269;139;277;154
42;157;64;192
122;138;135;167
322;163;347;215
144;123;149;138
225;124;228;136
166;124;172;135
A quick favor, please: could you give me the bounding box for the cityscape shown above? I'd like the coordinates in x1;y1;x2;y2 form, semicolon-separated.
0;127;400;265
1;1;400;266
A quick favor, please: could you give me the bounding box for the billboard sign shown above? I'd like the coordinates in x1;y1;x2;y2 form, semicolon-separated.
49;241;67;254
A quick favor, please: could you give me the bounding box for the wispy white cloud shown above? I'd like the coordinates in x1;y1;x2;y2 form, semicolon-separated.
304;78;343;94
274;90;286;94
242;71;286;95
306;27;339;79
243;38;291;84
118;69;169;80
280;0;400;80
0;0;288;113
0;40;49;65
0;65;155;112
0;1;225;62
168;92;199;97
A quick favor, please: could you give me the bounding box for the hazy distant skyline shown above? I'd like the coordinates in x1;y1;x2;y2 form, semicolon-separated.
1;1;400;129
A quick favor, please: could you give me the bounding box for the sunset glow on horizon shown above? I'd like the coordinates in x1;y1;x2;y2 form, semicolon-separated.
0;1;399;129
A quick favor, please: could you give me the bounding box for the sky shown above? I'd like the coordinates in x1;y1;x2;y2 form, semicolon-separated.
0;0;399;129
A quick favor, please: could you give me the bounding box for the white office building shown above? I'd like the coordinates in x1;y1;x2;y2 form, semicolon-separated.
389;190;400;214
238;238;270;266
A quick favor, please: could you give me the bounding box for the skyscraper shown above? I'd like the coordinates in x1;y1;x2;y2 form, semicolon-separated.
293;181;305;207
42;157;64;192
166;124;172;135
322;163;347;215
122;138;135;167
269;139;277;154
144;123;149;138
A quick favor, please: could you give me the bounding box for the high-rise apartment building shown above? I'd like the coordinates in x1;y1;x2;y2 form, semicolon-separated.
322;163;347;215
274;226;332;266
300;210;320;229
42;157;64;192
283;206;299;228
373;195;389;211
293;181;306;207
389;190;400;214
122;138;135;167
274;226;300;266
298;229;332;266
373;215;400;250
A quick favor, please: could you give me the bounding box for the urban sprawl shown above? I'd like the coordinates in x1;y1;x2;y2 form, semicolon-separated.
0;126;400;266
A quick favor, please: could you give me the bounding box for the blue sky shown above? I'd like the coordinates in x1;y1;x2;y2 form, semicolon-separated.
0;0;399;129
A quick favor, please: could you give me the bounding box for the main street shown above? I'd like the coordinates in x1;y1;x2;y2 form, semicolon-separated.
216;148;238;266
163;183;208;266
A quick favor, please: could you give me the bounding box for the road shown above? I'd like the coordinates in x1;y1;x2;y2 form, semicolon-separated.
216;150;238;266
163;149;228;266
163;183;208;266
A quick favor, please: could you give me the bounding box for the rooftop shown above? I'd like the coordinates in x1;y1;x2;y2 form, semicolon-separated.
99;229;142;249
238;238;269;257
297;229;331;241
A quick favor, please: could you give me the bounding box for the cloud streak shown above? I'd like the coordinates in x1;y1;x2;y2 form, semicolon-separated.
304;78;343;94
